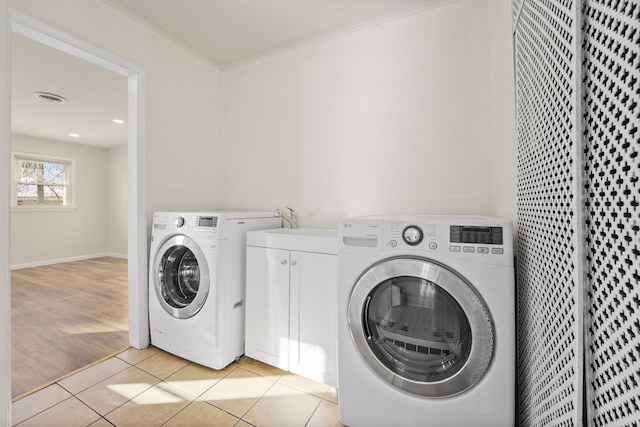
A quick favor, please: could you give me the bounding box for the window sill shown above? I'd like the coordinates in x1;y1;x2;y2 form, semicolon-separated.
11;206;78;213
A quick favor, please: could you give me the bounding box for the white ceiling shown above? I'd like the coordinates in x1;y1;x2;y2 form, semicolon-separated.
105;0;444;68
11;33;129;148
11;0;443;148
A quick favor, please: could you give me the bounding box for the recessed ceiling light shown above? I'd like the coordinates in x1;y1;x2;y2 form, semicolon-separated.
69;133;80;138
112;119;125;124
33;92;67;104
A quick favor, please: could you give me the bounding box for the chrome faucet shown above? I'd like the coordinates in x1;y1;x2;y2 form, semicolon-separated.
274;207;298;229
286;207;297;228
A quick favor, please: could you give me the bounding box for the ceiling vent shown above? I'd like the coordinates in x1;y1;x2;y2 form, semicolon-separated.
33;92;67;104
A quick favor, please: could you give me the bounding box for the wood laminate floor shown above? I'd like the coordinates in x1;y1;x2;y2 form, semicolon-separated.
11;257;129;399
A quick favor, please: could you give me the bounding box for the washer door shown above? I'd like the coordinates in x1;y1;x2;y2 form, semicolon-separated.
154;234;211;319
348;257;493;397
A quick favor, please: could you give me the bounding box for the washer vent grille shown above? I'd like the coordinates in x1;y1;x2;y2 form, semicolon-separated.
514;0;582;425
582;0;640;425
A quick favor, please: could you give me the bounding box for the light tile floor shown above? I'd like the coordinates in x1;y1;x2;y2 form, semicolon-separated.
12;347;344;427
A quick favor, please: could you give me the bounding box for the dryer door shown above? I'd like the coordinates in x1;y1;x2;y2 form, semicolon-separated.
348;257;493;397
153;234;211;319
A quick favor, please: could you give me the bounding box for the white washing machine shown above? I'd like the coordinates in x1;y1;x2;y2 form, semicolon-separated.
338;215;515;426
149;211;281;369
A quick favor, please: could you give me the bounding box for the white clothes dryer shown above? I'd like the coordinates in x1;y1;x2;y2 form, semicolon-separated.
149;211;281;369
338;215;515;427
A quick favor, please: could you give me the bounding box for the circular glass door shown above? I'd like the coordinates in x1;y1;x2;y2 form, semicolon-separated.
154;234;210;319
348;257;493;397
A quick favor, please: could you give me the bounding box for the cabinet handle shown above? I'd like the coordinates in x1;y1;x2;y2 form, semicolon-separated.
281;260;287;265
291;260;297;266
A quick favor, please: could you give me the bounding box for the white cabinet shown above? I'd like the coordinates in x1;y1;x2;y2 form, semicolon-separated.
245;228;338;387
287;249;337;385
245;247;291;370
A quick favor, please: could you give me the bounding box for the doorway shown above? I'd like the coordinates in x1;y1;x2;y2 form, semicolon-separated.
9;11;148;397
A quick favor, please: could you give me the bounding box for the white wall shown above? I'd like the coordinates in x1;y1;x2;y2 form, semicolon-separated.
10;0;514;231
11;0;226;224
10;135;128;267
10;134;109;267
223;0;515;227
108;145;127;256
487;0;516;223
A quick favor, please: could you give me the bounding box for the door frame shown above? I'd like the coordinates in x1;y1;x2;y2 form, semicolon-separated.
10;11;150;350
1;1;11;424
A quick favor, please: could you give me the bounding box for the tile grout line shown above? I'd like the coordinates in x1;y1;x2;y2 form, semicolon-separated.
157;364;240;427
72;394;104;425
239;379;278;424
12;395;73;427
302;391;326;427
57;354;138;396
14;349;340;427
65;349;167;424
72;368;161;423
12;354;136;426
11;346;132;402
102;354;239;426
232;360;338;426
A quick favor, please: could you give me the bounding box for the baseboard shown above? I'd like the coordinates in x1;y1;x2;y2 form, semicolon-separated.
10;253;128;270
104;252;128;260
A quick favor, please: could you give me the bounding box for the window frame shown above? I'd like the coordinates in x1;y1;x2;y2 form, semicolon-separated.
11;152;76;211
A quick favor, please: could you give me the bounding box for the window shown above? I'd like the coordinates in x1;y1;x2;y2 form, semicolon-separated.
12;153;74;208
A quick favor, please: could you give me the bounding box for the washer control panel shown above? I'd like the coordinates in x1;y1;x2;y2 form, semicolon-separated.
174;216;186;228
164;213;220;240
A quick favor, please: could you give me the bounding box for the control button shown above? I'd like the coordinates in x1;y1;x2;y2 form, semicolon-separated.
174;216;185;228
492;248;504;255
463;246;475;253
478;247;489;254
428;242;437;250
390;240;397;248
403;226;424;246
450;245;461;252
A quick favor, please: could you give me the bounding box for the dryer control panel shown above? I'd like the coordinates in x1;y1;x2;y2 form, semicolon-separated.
387;217;512;265
339;215;513;266
448;225;505;255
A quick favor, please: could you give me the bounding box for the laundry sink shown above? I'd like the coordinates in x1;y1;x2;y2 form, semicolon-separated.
247;227;339;254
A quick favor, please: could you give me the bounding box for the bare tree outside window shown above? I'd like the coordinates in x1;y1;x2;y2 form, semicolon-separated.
14;157;70;206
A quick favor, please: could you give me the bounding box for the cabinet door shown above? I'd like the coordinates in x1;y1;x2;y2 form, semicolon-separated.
245;246;290;370
289;251;338;387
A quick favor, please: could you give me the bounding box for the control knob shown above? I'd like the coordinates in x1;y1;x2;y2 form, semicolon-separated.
403;225;424;246
175;216;185;228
